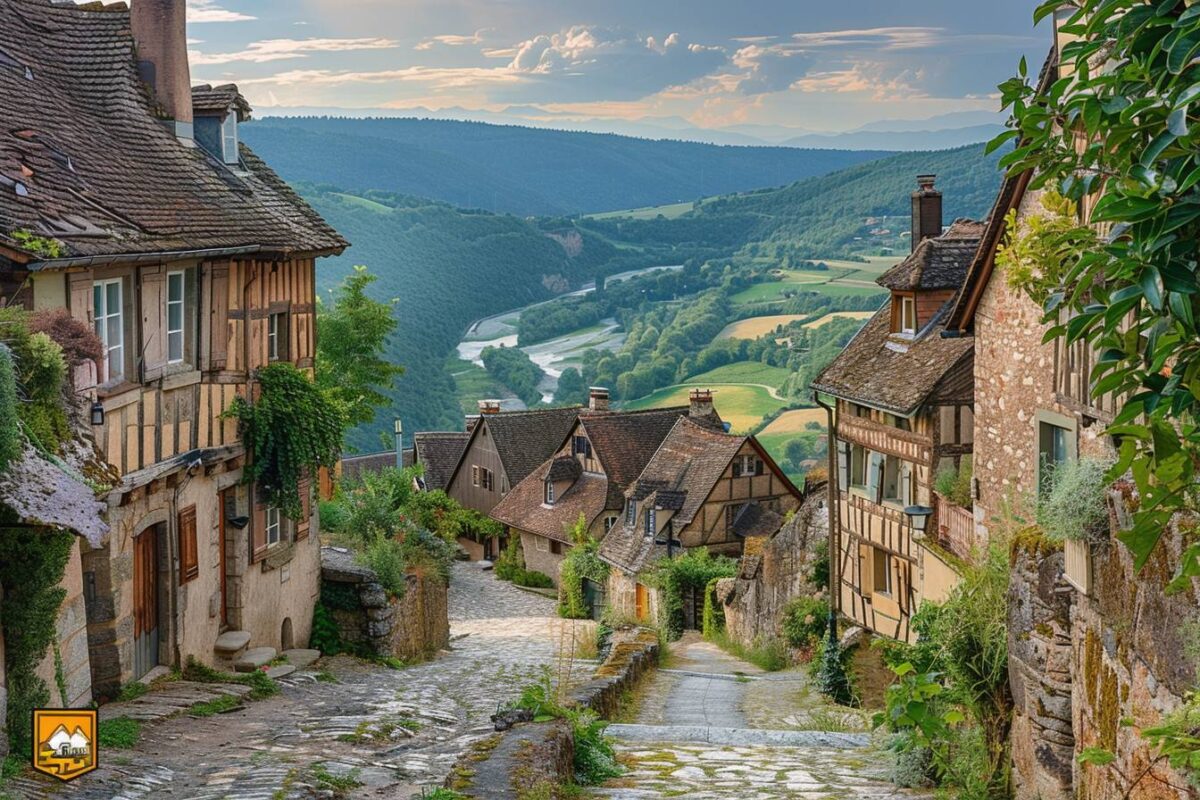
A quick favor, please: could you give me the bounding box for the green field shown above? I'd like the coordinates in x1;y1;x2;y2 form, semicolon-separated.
623;383;785;434
587;201;696;221
684;361;791;389
448;357;508;415
333;192;393;213
731;279;886;306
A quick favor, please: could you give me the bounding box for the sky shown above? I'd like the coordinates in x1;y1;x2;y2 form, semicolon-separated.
184;0;1046;135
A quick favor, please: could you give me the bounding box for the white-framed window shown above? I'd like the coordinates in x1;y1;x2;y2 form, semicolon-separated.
93;278;124;381
899;296;917;334
266;506;282;547
544;480;555;505
604;514;619;535
850;445;868;488
535;536;550;553
644;507;656;536
732;454;762;478
268;312;286;361
874;548;893;596
222;114;239;165
166;271;185;364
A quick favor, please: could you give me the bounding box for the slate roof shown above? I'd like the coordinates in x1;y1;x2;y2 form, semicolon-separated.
413;433;470;492
729;502;785;539
490;466;608;544
0;0;346;264
474;406;581;486
877;220;984;292
547;456;583;483
191;83;251;119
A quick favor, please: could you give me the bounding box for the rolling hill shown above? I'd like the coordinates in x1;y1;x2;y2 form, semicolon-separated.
240;117;890;217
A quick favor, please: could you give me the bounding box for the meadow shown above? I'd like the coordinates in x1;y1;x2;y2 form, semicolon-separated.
623;383;786;434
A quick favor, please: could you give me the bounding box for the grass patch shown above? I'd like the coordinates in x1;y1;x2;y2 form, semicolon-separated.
623;383;785;433
97;716;141;749
182;657;280;700
587;201;695;220
116;681;149;702
708;632;789;672
314;669;339;684
683;361;791;388
188;694;243;717
308;763;362;798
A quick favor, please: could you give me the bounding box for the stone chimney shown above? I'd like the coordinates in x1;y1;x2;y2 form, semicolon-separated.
131;0;194;139
588;387;610;413
478;399;502;415
911;174;942;252
689;389;715;419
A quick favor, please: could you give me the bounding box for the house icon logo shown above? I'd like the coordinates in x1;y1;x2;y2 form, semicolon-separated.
32;709;97;781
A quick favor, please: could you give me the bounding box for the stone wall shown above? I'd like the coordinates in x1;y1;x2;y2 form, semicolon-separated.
717;487;827;648
320;547;449;661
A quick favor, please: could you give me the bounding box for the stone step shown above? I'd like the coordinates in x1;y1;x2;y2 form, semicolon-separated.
281;648;321;668
214;630;252;656
233;646;277;672
265;664;296;680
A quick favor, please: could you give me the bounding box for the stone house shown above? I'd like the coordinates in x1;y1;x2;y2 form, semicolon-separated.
942;46;1197;799
490;393;715;585
0;0;346;697
436;401;580;560
812;179;980;643
599;410;803;627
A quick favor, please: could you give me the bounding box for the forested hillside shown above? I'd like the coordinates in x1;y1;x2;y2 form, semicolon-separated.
241;117;889;216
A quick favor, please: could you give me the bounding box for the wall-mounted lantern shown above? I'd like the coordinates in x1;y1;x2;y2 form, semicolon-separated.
90;401;105;426
904;505;934;540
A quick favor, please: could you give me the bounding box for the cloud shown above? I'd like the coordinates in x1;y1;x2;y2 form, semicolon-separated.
237;66;523;90
186;0;255;24
731;44;815;95
415;30;489;51
189;38;399;66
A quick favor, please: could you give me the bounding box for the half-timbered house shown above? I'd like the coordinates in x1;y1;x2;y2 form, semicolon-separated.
0;0;346;695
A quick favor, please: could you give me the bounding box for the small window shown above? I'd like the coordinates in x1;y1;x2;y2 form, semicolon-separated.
472;465;480;487
899;296;916;334
93;278;124;381
626;501;636;526
850;445;868;488
604;515;619;535
268;312;288;361
535;536;550;553
483;468;494;491
573;435;590;457
644;507;656;537
544;480;555;505
166;271;185;364
550;540;563;555
732;455;761;478
873;548;893;595
222;114;239;165
1039;421;1073;497
266;507;282;548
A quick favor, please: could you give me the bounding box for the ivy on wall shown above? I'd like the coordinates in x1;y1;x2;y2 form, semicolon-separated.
0;345;19;470
647;548;737;641
558;515;609;620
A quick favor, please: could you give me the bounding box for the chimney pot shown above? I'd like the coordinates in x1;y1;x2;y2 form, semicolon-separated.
689;388;715;419
911;174;943;252
588;387;610;413
131;0;194;139
478;399;502;415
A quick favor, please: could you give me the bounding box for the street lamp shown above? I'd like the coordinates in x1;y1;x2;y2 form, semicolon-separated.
90;401;104;426
393;418;404;468
904;505;934;540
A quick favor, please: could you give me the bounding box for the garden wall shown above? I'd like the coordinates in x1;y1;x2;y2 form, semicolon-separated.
717;487;826;647
319;547;449;661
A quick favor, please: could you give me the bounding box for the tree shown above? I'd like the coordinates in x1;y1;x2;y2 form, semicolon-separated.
555;367;588;406
998;1;1200;587
316;266;404;429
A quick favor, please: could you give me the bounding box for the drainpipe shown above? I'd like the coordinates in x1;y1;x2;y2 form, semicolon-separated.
814;391;840;649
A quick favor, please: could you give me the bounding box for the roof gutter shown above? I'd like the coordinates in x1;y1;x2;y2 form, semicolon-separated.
27;245;263;271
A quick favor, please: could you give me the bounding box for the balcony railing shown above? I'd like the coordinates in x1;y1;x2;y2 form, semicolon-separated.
935;492;981;562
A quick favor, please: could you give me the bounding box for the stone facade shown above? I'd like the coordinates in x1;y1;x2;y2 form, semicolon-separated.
321;548;450;661
718;488;827;648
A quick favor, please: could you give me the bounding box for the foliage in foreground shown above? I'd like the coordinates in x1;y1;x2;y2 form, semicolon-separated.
647;548;737;641
558;515;609;620
997;0;1200;588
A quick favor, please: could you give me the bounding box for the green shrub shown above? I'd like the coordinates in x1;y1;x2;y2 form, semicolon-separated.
0;345;18;470
1038;457;1114;542
571;709;622;784
97;717;140;749
648;548;737;641
934;457;973;508
559;515;609;619
781;595;829;650
700;577;725;638
0;310;70;454
495;535;526;582
710;632;789;672
514;569;555;589
359;534;408;597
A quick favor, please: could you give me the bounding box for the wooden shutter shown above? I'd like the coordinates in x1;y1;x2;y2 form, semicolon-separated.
141;268;167;381
837;441;850;489
858;543;872;593
208;264;230;370
250;486;268;564
472;465;480;487
178;505;199;583
296;477;312;541
755;458;765;476
867;452;884;502
900;462;913;507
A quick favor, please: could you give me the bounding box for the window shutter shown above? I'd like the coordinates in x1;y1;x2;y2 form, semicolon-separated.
732;460;742;478
296;477;312;541
178;505;198;583
250;486;268;564
837;441;850;489
858;543;871;590
141;271;167;381
867;452;884;502
472;465;479;487
755;458;765;476
900;462;913;506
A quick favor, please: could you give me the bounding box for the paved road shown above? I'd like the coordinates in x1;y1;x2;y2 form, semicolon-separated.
592;633;926;799
10;562;591;800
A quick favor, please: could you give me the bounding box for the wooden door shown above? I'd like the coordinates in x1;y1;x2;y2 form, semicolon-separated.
133;528;160;679
635;583;649;623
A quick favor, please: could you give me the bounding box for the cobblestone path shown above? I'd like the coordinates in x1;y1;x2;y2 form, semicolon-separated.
593;633;926;799
10;562;592;800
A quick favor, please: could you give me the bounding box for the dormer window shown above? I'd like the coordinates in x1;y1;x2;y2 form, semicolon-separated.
221;114;239;165
544;480;555;505
626;500;636;526
644;507;656;536
899;295;916;334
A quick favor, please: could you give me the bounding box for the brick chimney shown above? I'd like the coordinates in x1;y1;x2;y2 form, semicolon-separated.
588;387;610;413
911;174;942;252
131;0;194;140
478;399;502;415
689;389;715;419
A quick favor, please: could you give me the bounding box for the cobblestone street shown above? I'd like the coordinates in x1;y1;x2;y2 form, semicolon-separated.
9;562;592;800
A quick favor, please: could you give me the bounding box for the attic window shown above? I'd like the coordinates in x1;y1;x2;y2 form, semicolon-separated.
897;295;916;335
544;479;555;505
221;114;239;165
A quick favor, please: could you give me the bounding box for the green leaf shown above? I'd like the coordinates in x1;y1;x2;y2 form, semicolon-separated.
1078;747;1116;767
1141;267;1165;311
1168;105;1190;136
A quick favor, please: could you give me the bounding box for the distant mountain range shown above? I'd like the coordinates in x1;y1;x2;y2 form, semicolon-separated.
240;117;890;217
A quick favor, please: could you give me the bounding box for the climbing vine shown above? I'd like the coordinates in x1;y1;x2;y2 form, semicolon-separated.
224;363;345;518
0;345;18;470
0;523;75;757
646;548;737;641
558;515;609;620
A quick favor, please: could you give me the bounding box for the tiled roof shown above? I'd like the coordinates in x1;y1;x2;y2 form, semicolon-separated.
191;83;250;119
340;450;414;483
729;502;785;539
0;0;346;263
413;433;470;492
580;407;710;509
811;301;974;416
547;456;582;483
479;406;581;486
877;220;983;292
490;465;608;544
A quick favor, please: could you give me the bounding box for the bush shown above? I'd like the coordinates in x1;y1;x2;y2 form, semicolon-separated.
648;548;737;641
514;569;555;589
1038;456;1114;542
781;595;829;650
0;346;19;470
28;308;103;367
359;534;407;597
935;457;973;508
495;535;526;582
700;577;725;638
559;515;609;619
